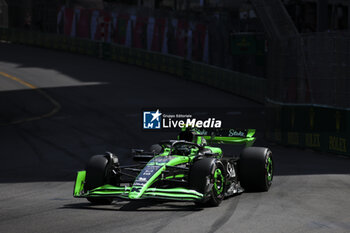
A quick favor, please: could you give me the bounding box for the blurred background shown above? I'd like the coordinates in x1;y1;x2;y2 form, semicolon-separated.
0;0;349;155
1;0;349;107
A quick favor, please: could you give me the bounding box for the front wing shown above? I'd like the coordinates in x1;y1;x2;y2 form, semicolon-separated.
73;171;204;201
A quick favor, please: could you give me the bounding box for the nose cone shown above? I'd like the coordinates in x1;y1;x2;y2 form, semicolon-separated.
128;187;143;199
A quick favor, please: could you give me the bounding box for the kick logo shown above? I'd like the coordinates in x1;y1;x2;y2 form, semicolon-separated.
143;109;162;129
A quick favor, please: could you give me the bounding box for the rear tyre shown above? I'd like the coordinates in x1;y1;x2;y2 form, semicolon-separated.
238;147;273;192
189;158;225;207
84;155;113;205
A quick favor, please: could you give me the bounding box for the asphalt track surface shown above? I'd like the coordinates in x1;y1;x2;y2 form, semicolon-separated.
0;43;349;233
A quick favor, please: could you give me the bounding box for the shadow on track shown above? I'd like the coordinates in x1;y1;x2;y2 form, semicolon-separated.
61;199;203;212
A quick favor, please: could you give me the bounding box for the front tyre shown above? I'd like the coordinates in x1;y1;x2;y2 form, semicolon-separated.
189;158;226;207
210;163;226;206
84;155;114;205
238;147;273;192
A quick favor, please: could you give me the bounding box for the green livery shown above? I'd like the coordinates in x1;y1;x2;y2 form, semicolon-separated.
73;128;273;207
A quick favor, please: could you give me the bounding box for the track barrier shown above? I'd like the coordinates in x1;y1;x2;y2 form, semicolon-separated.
266;99;349;156
1;27;348;156
0;27;265;103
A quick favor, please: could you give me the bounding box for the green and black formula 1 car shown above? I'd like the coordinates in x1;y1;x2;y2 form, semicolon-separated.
73;128;273;207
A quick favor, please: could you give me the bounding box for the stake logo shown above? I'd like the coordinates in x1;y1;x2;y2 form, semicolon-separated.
143;110;162;129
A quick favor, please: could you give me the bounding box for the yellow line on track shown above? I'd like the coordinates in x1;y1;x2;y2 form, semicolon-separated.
0;71;61;125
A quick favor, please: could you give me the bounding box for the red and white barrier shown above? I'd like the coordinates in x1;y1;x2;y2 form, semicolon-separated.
59;6;210;62
76;9;91;39
133;16;148;49
113;14;130;46
57;6;65;33
98;15;110;42
63;8;74;36
203;30;209;63
192;23;207;62
175;19;189;57
151;18;167;52
91;10;100;40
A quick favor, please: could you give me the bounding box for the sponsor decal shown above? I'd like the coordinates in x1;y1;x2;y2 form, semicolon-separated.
149;156;174;165
131;187;141;192
305;133;320;147
132;182;145;187
133;166;160;187
132;156;175;187
195;129;246;137
228;129;245;137
329;136;347;153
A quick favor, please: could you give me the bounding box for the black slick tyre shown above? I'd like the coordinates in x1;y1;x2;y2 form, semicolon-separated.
189;158;226;207
84;155;113;205
238;147;273;192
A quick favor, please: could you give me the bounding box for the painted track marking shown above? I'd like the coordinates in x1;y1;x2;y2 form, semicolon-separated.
0;71;61;125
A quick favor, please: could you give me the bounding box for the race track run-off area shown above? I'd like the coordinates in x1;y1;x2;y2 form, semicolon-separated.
0;43;349;233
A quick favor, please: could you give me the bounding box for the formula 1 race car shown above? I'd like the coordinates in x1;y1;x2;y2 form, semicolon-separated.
73;128;273;207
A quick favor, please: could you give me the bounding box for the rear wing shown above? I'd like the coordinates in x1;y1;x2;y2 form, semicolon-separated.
198;129;256;147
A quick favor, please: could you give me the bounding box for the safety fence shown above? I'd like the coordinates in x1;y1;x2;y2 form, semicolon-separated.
56;6;266;78
0;27;266;103
1;27;349;156
266;99;350;156
265;34;350;156
266;34;350;109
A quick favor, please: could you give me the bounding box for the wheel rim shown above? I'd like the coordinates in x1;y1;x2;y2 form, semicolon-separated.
266;157;273;182
213;168;224;195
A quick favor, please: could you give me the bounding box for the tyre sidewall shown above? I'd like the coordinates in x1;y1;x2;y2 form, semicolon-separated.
208;161;225;206
84;155;109;192
239;147;273;192
84;155;113;204
189;158;226;206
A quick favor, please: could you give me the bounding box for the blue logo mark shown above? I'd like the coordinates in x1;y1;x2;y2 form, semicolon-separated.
143;109;162;129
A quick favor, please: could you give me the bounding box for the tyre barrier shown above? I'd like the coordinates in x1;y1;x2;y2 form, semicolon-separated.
0;27;265;103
